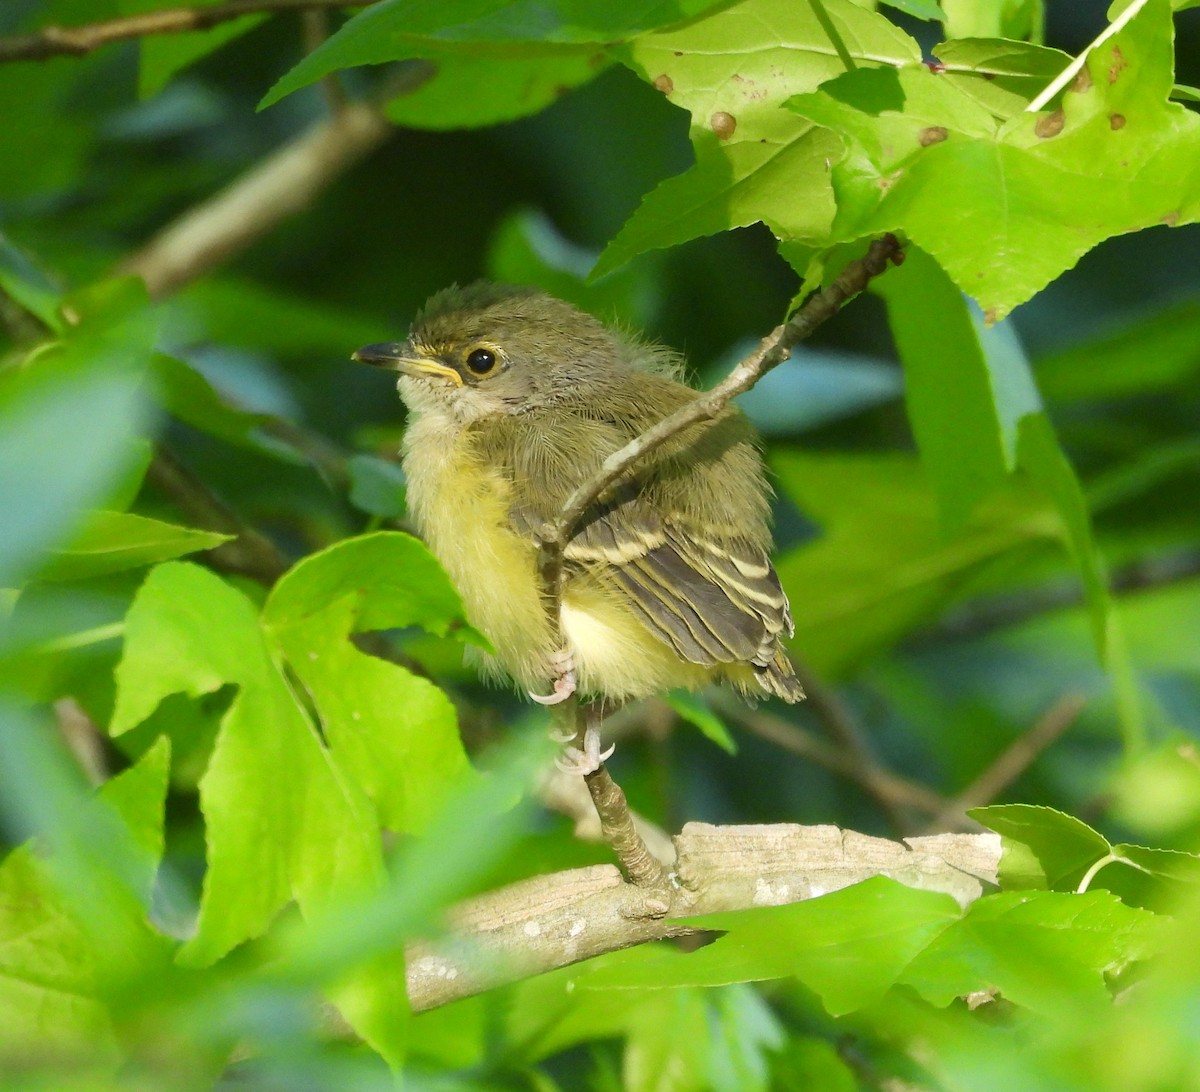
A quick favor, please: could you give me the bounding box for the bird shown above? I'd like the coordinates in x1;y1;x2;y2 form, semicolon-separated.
354;282;803;772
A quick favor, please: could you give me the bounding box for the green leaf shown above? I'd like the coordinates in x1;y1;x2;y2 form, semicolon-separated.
1015;414;1143;751
263;533;474;834
112;562;385;964
592;127;843;279
261;0;726;108
900;889;1168;1014
667;689;736;754
584;877;961;1016
598;0;920;275
781;1;1199;317
149;353;274;449
385;52;608;129
875;246;1039;529
40;511;231;582
0;724;171;1065
934;38;1073;121
970;803;1112;890
618;0;921;143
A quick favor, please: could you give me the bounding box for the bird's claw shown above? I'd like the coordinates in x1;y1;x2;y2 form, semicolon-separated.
529;648;577;706
554;725;615;776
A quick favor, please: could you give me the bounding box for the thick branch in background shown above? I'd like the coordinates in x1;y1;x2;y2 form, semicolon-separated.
406;821;1000;1012
119;100;392;298
0;0;373;62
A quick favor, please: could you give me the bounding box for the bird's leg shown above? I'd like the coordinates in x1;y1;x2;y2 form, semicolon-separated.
554;702;614;776
530;646;577;708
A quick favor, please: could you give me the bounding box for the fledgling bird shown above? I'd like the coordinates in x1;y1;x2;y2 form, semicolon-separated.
354;283;803;771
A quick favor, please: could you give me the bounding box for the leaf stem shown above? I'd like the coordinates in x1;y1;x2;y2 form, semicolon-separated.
1026;0;1148;113
808;0;857;72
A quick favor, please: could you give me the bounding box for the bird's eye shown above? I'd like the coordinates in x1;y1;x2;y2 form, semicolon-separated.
466;347;498;375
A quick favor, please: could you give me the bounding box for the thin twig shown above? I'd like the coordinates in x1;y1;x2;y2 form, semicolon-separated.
0;0;374;63
925;693;1086;832
713;693;948;819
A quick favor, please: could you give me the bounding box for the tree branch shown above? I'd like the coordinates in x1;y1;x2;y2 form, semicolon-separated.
925;692;1086;832
405;821;999;1012
119;99;393;299
0;0;373;63
714;694;950;820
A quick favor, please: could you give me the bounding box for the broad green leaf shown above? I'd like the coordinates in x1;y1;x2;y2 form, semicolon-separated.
667;689;736;754
780;0;1199;318
112;562;384;965
0;728;171;1065
934;38;1072;121
772;452;1059;677
149;353;274;450
39;511;231;582
875;246;1036;529
970;804;1112;890
263;533;474;834
618;0;921;143
598;0;919;274
900;889;1168;1014
592;127;842;279
385;52;608;129
261;0;727;108
584;877;961;1016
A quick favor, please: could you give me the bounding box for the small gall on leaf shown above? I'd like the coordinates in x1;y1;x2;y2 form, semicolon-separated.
1110;113;1126;130
922;58;946;74
1035;109;1065;139
1071;67;1093;94
919;126;948;147
710;111;737;140
653;74;674;94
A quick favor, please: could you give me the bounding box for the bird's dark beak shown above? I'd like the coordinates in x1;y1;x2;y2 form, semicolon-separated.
352;342;463;386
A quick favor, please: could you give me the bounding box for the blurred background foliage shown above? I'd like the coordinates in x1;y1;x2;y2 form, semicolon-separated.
2;0;1200;1087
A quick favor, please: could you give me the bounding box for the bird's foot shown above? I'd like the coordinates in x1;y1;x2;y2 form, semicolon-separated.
554;724;615;776
529;648;577;707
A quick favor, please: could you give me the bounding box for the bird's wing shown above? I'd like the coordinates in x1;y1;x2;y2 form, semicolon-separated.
507;462;793;671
